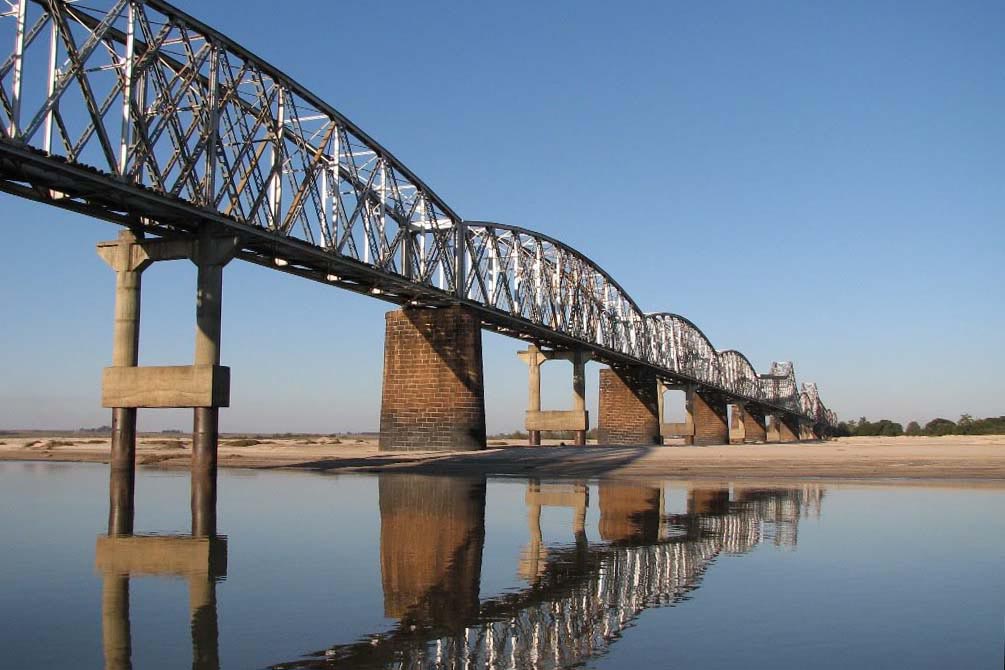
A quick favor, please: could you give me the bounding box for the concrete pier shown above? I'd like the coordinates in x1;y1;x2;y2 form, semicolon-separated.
597;367;661;445
379;306;486;451
99;228;237;539
658;382;696;444
518;345;591;445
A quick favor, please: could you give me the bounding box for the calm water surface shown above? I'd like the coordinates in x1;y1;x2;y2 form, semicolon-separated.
1;461;1003;669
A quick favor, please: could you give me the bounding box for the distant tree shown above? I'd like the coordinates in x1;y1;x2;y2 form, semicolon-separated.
924;418;956;436
877;420;904;437
853;417;903;437
853;417;876;436
834;421;853;437
956;414;975;434
970;416;1005;435
905;421;923;436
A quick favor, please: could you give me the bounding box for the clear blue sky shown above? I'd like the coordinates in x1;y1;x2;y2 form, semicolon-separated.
1;0;1002;433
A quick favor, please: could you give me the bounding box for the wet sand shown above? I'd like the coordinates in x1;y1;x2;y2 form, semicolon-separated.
1;434;1002;483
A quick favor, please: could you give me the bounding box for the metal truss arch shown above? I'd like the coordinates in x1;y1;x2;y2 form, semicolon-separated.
718;349;764;402
0;0;836;426
462;220;650;359
646;312;722;387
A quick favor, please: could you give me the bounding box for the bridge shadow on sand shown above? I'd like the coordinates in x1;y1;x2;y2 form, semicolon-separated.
272;445;657;479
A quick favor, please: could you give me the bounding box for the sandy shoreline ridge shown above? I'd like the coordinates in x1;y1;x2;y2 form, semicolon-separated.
0;434;1002;483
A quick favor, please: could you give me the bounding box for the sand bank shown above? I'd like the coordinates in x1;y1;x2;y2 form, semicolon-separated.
1;434;1002;483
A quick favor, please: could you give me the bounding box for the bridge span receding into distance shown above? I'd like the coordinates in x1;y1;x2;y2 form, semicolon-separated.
0;0;836;534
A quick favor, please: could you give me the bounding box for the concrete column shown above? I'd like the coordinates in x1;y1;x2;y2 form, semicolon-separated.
692;390;729;446
520;344;545;446
658;382;696;445
101;575;132;670
379;306;486;451
682;386;696;445
379;474;486;630
572;350;588;446
108;465;135;539
190;233;236;537
765;415;780;443
99;230;152;537
729;404;745;444
598;367;660;445
519;346;591;445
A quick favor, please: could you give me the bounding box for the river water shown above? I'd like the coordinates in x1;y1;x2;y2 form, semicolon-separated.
1;461;1002;669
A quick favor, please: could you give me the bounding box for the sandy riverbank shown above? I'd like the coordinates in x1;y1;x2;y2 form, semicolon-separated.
1;433;1003;483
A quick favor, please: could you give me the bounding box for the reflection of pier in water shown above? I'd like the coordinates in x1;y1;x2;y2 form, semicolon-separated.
97;467;225;670
277;479;824;670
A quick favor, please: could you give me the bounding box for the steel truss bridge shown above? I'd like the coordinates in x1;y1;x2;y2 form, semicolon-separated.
0;0;834;426
275;486;823;670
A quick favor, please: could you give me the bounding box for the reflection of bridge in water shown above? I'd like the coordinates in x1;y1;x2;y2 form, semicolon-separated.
275;479;824;670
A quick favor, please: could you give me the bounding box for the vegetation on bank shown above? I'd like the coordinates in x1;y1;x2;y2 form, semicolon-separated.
834;415;1005;437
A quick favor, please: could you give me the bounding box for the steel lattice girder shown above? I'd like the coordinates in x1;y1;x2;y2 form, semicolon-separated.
0;0;834;425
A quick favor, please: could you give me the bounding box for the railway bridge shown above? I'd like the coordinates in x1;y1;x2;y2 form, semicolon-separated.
0;1;836;534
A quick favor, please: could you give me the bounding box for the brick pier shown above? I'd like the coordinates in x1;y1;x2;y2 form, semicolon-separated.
692;391;729;446
597;367;661;445
379;306;486;451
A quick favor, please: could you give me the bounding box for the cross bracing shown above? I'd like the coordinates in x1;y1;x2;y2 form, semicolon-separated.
0;0;834;425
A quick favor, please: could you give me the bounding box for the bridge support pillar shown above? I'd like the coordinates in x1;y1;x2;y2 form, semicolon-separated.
379;306;486;451
692;391;729;446
658;382;695;445
99;228;237;538
731;404;767;444
597;367;660;445
776;415;801;442
190;232;236;537
98;230;151;536
765;416;780;443
518;345;592;445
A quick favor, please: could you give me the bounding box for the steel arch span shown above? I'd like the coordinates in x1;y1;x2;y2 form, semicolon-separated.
0;0;834;426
